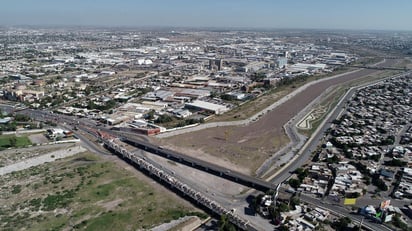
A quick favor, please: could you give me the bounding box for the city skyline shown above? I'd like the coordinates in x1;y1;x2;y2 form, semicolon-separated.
1;0;412;31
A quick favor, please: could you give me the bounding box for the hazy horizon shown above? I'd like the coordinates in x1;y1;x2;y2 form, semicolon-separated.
2;0;412;31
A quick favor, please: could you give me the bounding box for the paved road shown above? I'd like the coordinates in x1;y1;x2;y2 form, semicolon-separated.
298;192;394;231
0;103;18;114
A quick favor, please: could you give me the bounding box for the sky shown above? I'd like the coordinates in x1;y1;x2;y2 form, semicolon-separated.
1;0;412;31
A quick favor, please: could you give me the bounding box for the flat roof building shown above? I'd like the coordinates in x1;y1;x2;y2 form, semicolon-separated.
185;100;229;115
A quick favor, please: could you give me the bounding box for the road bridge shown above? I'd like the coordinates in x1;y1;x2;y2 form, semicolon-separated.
121;135;275;192
101;136;256;231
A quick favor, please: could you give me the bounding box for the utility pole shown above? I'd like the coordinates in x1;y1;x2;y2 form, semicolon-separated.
359;216;365;230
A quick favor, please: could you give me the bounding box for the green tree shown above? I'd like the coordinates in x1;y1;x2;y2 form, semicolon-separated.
385;159;407;167
210;91;219;98
289;178;301;189
289;196;300;210
363;175;371;185
218;214;236;231
372;176;388;191
295;168;308;181
84;86;92;96
278;224;289;231
252;194;264;211
251;72;266;82
278;203;290;212
9;136;17;147
392;214;408;231
332;217;352;231
14;114;30;122
155;114;173;123
146;110;155;120
269;206;281;223
326;154;339;164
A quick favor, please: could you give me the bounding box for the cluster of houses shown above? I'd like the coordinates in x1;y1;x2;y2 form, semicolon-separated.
282;74;412;229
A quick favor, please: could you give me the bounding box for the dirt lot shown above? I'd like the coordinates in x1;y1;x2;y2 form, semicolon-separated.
160;61;398;175
0;143;76;167
28;133;49;144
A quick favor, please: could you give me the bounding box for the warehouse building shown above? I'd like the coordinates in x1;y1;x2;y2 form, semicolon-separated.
185;100;229;115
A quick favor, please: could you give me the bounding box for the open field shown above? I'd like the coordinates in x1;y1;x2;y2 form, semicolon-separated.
393;58;412;69
161;60;400;175
28;133;49;144
0;151;203;231
0;143;81;168
0;134;32;150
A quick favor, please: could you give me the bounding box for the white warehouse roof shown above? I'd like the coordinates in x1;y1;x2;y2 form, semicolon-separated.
185;100;229;115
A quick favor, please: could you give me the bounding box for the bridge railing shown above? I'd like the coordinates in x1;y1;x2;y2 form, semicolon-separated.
102;137;256;231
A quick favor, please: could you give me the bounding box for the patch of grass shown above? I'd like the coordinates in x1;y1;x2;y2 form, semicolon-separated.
92;183;115;199
83;211;132;231
0;152;199;231
73;206;100;219
42;189;75;211
0;135;32;148
11;184;22;194
72;154;99;162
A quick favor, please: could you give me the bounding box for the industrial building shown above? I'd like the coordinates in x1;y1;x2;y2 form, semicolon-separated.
286;63;327;74
277;57;288;68
185;100;229;115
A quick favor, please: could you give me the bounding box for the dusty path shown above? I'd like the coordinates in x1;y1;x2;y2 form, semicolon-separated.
0;145;86;175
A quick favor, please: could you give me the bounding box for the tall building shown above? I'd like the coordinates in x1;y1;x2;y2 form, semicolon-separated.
209;59;223;71
277;57;288;69
216;59;223;71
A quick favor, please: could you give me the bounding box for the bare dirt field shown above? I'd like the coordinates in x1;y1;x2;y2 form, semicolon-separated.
160;60;398;175
28;133;49;144
0;143;77;167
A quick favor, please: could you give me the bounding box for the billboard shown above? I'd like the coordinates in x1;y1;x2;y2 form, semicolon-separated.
380;200;391;209
344;198;356;205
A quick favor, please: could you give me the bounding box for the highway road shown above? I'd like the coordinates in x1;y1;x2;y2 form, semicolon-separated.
297;192;394;231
